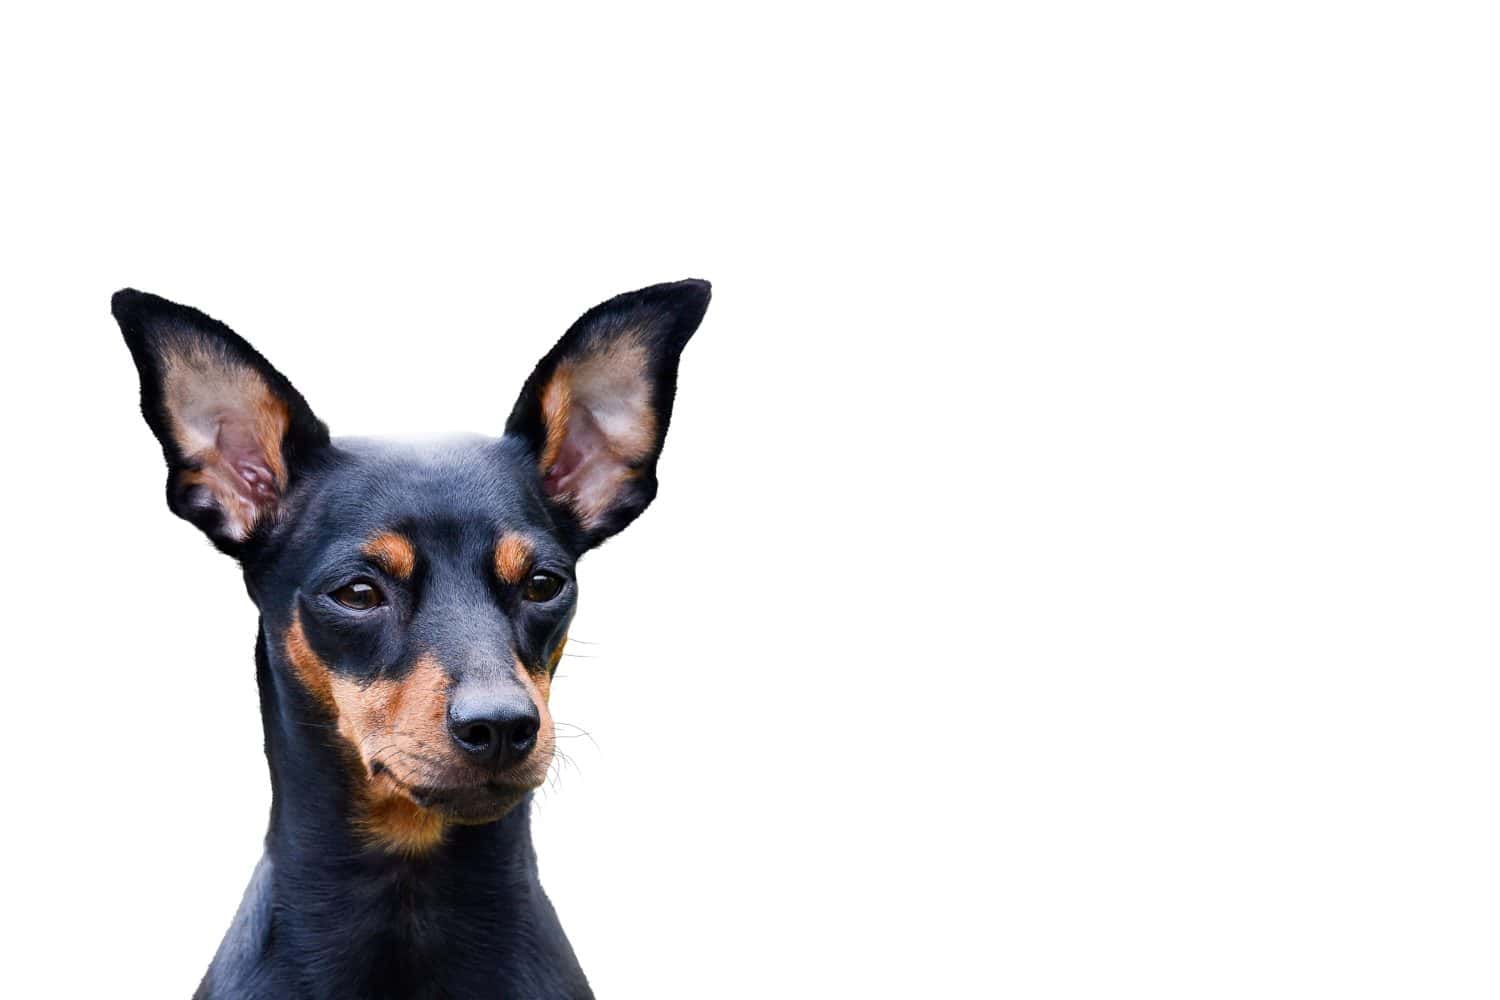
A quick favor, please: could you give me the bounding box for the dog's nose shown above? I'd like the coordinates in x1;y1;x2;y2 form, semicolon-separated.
447;692;540;767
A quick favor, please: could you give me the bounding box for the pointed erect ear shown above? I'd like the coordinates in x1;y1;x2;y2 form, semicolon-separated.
112;289;330;553
505;279;712;549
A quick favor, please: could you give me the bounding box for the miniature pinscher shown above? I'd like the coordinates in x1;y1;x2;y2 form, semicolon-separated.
112;280;712;998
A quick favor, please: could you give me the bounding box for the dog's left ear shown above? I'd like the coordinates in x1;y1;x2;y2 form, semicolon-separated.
505;279;711;549
112;289;330;554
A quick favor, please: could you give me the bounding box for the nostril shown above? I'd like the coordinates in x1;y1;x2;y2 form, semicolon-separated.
509;716;539;751
455;720;498;752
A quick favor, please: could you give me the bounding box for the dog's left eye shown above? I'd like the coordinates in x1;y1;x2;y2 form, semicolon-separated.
522;571;564;603
331;579;385;611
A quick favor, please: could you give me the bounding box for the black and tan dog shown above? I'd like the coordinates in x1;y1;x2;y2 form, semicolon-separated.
113;280;711;998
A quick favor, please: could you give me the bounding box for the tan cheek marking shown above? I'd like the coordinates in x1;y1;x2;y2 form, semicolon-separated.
287;616;397;775
495;534;535;585
513;657;556;788
284;616;450;855
326;656;450;776
284;614;336;714
340;654;452;854
326;674;391;759
362;531;417;580
547;633;568;675
381;654;452;763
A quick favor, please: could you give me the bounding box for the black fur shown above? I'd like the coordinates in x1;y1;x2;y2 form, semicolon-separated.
112;281;711;998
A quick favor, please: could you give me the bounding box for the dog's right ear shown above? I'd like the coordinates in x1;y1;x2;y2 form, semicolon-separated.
112;289;330;555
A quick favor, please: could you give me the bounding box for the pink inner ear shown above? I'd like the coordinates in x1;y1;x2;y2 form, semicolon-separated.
159;340;291;540
542;404;606;500
219;419;280;505
176;413;283;539
536;335;656;529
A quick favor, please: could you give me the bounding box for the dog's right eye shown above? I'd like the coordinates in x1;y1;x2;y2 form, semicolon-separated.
331;579;385;611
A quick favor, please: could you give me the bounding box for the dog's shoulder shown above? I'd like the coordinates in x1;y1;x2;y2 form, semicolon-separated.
195;855;284;999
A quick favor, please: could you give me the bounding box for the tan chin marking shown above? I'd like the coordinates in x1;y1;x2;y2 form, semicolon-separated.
283;616;453;854
358;779;449;855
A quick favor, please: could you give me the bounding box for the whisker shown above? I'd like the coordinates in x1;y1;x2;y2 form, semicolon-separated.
552;721;600;752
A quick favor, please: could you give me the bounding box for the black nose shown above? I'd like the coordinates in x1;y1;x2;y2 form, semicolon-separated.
447;693;540;767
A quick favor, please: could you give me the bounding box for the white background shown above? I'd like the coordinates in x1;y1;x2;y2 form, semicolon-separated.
2;2;1496;997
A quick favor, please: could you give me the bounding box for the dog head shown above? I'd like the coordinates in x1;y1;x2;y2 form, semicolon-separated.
114;281;710;852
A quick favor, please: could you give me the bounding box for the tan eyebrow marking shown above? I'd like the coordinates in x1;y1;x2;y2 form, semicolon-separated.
362;532;417;580
494;534;535;585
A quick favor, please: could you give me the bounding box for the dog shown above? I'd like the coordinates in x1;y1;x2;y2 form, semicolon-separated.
112;280;712;998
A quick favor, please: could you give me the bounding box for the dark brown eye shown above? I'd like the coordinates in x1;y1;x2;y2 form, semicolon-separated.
331;580;384;611
523;571;563;603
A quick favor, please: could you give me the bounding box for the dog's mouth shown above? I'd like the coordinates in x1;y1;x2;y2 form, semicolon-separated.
405;780;529;821
369;761;538;823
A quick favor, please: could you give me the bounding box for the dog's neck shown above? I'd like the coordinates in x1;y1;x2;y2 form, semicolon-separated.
242;627;577;995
